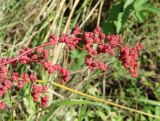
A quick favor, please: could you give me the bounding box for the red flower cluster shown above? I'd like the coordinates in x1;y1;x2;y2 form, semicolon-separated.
0;39;69;109
59;34;82;50
60;26;142;75
0;26;143;110
32;84;48;107
0;101;6;110
85;56;108;71
42;62;70;82
0;80;12;97
118;43;143;77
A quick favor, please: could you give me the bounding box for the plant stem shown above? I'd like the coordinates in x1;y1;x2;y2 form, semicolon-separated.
0;43;50;66
36;80;160;119
8;91;14;121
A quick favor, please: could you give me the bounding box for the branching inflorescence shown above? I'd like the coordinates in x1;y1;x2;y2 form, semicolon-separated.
0;26;143;110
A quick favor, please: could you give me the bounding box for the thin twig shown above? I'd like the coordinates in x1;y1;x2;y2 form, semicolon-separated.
48;88;64;99
102;72;106;99
8;91;14;121
80;1;101;28
97;0;104;25
52;0;80;65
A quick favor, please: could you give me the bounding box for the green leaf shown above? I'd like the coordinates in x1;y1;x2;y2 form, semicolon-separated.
142;3;160;15
135;11;146;22
96;110;106;120
114;12;123;33
134;0;148;10
78;105;87;121
136;98;160;107
123;0;134;10
70;49;79;59
134;0;160;22
70;49;86;69
23;96;36;116
39;99;111;121
103;1;123;34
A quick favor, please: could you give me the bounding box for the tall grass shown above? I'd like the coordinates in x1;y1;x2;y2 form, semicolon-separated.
0;0;160;120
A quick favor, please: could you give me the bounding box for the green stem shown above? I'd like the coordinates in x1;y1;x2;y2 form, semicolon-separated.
8;91;14;121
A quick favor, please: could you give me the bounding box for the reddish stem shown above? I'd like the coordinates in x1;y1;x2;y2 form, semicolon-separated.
0;43;50;66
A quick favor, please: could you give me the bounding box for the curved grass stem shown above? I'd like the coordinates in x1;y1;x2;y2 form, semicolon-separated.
36;80;160;119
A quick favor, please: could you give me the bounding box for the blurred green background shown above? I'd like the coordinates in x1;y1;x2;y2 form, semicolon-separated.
0;0;160;121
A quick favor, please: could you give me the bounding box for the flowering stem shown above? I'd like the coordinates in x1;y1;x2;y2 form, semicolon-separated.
75;45;91;56
0;43;50;66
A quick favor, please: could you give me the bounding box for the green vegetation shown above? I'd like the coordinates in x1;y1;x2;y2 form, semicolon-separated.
0;0;160;120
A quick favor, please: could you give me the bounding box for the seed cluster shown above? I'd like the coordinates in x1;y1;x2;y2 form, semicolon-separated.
60;26;143;74
0;26;143;110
